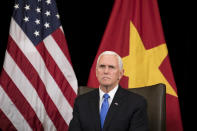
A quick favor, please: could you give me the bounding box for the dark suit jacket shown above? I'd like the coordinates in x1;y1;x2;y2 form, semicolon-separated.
68;86;148;131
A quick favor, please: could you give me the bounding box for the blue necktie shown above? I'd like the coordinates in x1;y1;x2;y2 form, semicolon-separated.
100;93;110;129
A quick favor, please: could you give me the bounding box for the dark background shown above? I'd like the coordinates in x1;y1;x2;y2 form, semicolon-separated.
0;0;194;130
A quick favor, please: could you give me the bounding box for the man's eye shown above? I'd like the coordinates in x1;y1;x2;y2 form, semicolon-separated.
99;65;105;68
109;65;115;69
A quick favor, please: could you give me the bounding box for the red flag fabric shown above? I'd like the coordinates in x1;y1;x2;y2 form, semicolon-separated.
0;0;78;130
87;0;183;130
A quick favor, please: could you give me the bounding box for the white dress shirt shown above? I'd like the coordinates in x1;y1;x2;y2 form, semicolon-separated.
99;85;119;111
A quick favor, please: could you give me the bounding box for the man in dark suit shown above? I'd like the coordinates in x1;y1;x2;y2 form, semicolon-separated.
69;51;148;131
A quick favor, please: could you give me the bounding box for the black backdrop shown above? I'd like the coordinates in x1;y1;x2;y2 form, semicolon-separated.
0;0;194;130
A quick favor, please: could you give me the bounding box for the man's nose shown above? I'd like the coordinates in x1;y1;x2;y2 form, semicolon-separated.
104;67;109;73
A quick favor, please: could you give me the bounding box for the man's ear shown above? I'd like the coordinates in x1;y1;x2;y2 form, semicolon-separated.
95;67;98;77
119;69;124;80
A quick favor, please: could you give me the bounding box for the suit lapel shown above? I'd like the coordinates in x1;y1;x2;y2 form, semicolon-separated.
89;89;101;131
103;86;126;130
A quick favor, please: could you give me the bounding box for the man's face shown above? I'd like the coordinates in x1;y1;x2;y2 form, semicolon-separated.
96;54;123;88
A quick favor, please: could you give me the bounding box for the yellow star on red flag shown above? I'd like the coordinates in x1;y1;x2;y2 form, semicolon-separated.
122;21;177;97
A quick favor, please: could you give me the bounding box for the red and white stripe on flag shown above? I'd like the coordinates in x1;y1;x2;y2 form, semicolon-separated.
0;9;77;131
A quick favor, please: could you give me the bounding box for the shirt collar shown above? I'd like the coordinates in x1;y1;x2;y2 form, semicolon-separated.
99;85;119;99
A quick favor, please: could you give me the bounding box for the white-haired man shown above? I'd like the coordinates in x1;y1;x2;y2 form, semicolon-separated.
69;51;148;131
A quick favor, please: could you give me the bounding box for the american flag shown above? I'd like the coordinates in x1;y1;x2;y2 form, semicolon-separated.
0;0;78;130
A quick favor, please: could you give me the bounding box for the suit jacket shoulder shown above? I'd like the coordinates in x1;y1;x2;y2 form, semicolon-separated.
75;88;99;104
117;87;147;106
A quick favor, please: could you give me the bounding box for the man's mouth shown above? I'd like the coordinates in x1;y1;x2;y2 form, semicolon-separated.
102;77;110;80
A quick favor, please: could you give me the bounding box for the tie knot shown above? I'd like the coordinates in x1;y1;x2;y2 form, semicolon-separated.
103;93;110;99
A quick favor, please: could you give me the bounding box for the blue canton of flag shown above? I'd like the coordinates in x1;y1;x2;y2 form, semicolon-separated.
13;0;61;46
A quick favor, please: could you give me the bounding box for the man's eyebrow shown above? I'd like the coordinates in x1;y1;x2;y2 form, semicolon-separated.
99;64;115;68
108;65;115;68
99;64;106;67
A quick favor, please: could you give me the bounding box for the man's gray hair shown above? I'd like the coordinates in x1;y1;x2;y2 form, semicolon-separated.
96;51;123;70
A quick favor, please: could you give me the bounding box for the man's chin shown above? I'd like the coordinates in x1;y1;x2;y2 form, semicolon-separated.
101;83;110;87
100;83;111;88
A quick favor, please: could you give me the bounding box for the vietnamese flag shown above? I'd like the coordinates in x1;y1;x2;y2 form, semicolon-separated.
87;0;183;130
